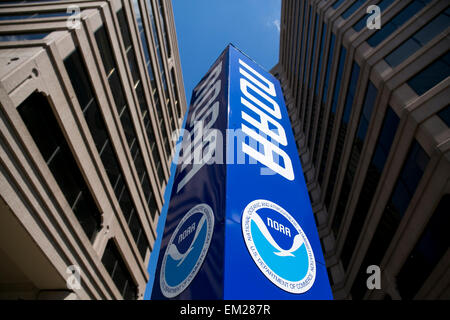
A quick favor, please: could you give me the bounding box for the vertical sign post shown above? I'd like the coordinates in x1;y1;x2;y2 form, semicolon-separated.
151;45;332;300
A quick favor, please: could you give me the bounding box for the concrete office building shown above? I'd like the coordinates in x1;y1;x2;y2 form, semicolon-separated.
0;0;186;299
272;0;449;299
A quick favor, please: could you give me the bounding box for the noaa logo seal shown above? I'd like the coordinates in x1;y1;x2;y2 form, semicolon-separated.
242;199;316;294
160;203;214;298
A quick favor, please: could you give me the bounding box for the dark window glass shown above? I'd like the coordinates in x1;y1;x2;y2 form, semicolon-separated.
0;11;70;21
385;10;450;67
147;0;170;101
407;51;450;96
117;9;132;50
326;62;360;232
342;0;369;20
322;34;336;103
333;82;377;236
330;46;347;113
133;0;170;158
315;23;327;95
292;2;303;76
341;107;400;270
156;0;171;57
0;32;48;41
351;140;429;299
332;0;346;10
102;241;137;300
396;195;450;299
313;100;326;165
308;15;319;88
367;0;432;47
302;6;313;85
170;68;181;117
18;92;101;241
318;46;346;186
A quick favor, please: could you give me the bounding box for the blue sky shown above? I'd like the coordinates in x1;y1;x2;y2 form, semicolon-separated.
172;0;281;104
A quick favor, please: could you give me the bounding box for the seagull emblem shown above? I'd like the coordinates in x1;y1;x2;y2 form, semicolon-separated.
167;215;206;266
251;213;304;257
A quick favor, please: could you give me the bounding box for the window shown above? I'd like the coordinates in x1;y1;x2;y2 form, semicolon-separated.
322;33;336;103
385;8;450;67
295;2;309;110
156;0;172;57
351;140;429;299
407;51;450;96
64;48;149;259
308;15;319;88
318;46;346;186
341;107;400;270
292;2;303;76
147;0;170;103
312;100;325;165
0;32;48;41
18;92;101;241
342;0;369;20
301;7;313;131
333;82;377;236
0;11;70;21
326;62;360;231
332;0;346;10
102;241;137;300
302;6;313;85
170;68;181;118
315;23;327;95
396;195;450;299
367;0;432;47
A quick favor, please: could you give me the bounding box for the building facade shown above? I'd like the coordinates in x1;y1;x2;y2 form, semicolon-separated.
0;0;186;299
273;0;449;299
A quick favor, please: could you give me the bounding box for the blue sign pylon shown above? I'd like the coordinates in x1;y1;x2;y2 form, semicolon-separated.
151;44;333;300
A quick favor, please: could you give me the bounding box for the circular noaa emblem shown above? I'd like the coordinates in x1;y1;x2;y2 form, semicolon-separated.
242;199;316;294
160;203;214;298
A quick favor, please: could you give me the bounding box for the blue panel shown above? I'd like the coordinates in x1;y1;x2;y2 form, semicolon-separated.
151;47;229;300
151;44;332;300
224;45;332;299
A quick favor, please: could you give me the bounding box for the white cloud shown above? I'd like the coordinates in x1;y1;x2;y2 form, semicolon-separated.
273;19;280;32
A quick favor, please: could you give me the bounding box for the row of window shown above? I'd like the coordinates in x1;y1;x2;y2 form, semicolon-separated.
367;0;432;48
0;10;70;21
17;60;141;299
385;7;450;68
94;25;158;226
351;139;430;299
117;8;165;193
326;62;360;226
332;82;377;238
64;47;150;262
132;0;171;156
318;45;346;185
